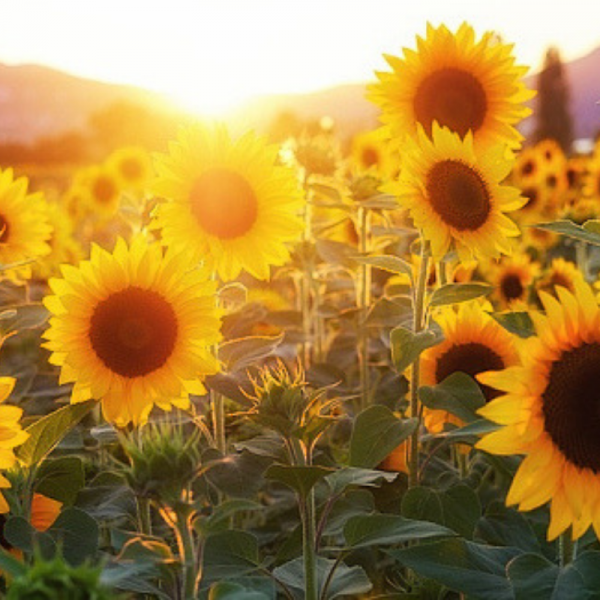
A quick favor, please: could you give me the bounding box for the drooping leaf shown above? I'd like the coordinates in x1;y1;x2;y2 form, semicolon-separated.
265;464;334;499
429;283;493;308
325;467;398;495
47;507;99;565
35;456;85;506
490;311;535;338
202;530;261;580
532;219;600;247
218;334;284;373
390;324;444;374
354;255;413;279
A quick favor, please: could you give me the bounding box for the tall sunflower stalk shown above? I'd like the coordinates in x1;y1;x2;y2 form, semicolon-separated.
356;205;372;411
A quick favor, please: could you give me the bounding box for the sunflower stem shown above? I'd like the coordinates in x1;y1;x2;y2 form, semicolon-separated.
136;496;152;536
301;173;315;369
408;241;430;488
357;205;372;411
174;505;196;600
576;241;588;281
559;530;575;567
211;391;226;455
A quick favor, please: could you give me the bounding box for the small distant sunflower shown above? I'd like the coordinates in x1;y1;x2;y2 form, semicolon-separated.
536;258;584;300
0;168;52;282
82;165;122;217
584;156;600;200
152;124;305;281
43;236;222;427
421;302;519;434
513;146;541;185
477;281;600;540
379;441;409;474
385;124;524;262
0;377;28;513
535;139;566;168
350;129;396;177
369;22;533;148
107;146;152;192
488;254;540;309
565;156;588;193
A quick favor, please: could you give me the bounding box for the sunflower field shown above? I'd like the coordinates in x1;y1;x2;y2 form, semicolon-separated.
1;19;600;600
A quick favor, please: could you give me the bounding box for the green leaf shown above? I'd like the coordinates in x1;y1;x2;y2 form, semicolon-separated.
389;538;521;600
402;484;481;539
208;582;271;600
18;401;95;467
0;303;49;335
354;255;413;278
507;553;559;600
35;456;85;505
3;516;56;557
390;324;444;374
344;514;455;549
100;562;171;600
265;464;334;499
272;556;372;598
47;507;99;565
429;419;500;444
419;372;486;424
490;311;535;338
324;467;398;495
315;239;357;268
218;334;284;373
532;219;600;247
0;548;27;577
557;551;600;597
429;283;493;308
349;405;417;469
199;499;263;535
202;530;261;580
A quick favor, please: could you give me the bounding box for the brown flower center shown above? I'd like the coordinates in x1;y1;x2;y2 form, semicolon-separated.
0;215;10;243
426;160;491;231
361;147;380;168
522;186;539;211
190;167;258;240
120;158;143;181
89;286;178;378
500;272;525;302
520;160;535;177
435;342;505;402
542;342;600;472
414;68;488;138
93;175;118;204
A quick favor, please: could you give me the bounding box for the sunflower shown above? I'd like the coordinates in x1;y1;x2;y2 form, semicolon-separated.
369;22;533;149
107;146;152;193
0;377;29;513
152;123;305;282
513;146;541;185
81;165;122;217
30;493;62;532
43;236;222;427
536;258;584;300
535;139;566;169
477;280;600;540
0;168;52;282
385;124;523;262
584;155;600;201
487;253;540;309
421;302;520;434
350;129;397;177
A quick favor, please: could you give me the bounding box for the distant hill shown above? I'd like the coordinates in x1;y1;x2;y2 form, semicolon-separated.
0;44;599;146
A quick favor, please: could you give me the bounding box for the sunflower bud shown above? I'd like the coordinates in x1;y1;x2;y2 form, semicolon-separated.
6;554;111;600
119;423;204;505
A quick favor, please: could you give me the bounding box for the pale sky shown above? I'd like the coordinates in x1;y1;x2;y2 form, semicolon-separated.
0;0;599;114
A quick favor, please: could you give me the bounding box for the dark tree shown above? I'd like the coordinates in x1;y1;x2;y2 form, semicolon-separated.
534;47;573;153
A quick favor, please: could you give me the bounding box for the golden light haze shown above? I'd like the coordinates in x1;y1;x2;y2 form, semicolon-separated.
0;0;598;115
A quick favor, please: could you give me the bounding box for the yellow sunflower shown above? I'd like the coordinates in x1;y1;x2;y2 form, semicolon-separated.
385;124;524;262
513;146;541;186
107;146;152;193
152;123;305;282
421;302;520;434
536;258;584;300
369;22;533;149
535;139;566;169
81;165;122;217
0;168;52;282
350;129;397;177
477;280;600;540
584;155;600;200
487;254;540;309
0;377;29;513
43;236;222;427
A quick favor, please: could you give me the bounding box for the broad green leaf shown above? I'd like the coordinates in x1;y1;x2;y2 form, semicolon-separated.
325;467;398;495
208;582;271;600
199;499;263;535
202;530;261;580
272;556;372;598
0;303;49;335
17;400;95;467
315;239;357;268
218;334;284;373
389;539;521;600
557;551;600;598
100;562;171;600
344;514;455;549
532;219;600;247
429;283;493;308
0;548;27;578
349;405;417;469
419;372;486;424
490;311;535;338
47;507;99;565
427;418;500;444
390;324;444;374
366;296;413;328
265;464;334;499
35;456;85;505
507;553;559;600
354;255;413;278
3;516;55;557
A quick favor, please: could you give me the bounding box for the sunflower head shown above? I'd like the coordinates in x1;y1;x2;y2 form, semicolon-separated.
80;165;122;217
536;258;584;301
369;22;534;149
385;124;524;262
43;236;222;427
486;253;540;309
477;280;600;541
107;146;152;192
152;123;305;281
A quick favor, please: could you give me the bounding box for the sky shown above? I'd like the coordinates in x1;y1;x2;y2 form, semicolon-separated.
0;0;599;115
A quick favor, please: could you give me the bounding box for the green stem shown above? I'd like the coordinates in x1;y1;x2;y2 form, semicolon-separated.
136;496;152;536
174;506;196;600
408;242;429;488
559;530;575;567
211;391;226;454
357;206;372;411
576;241;588;281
